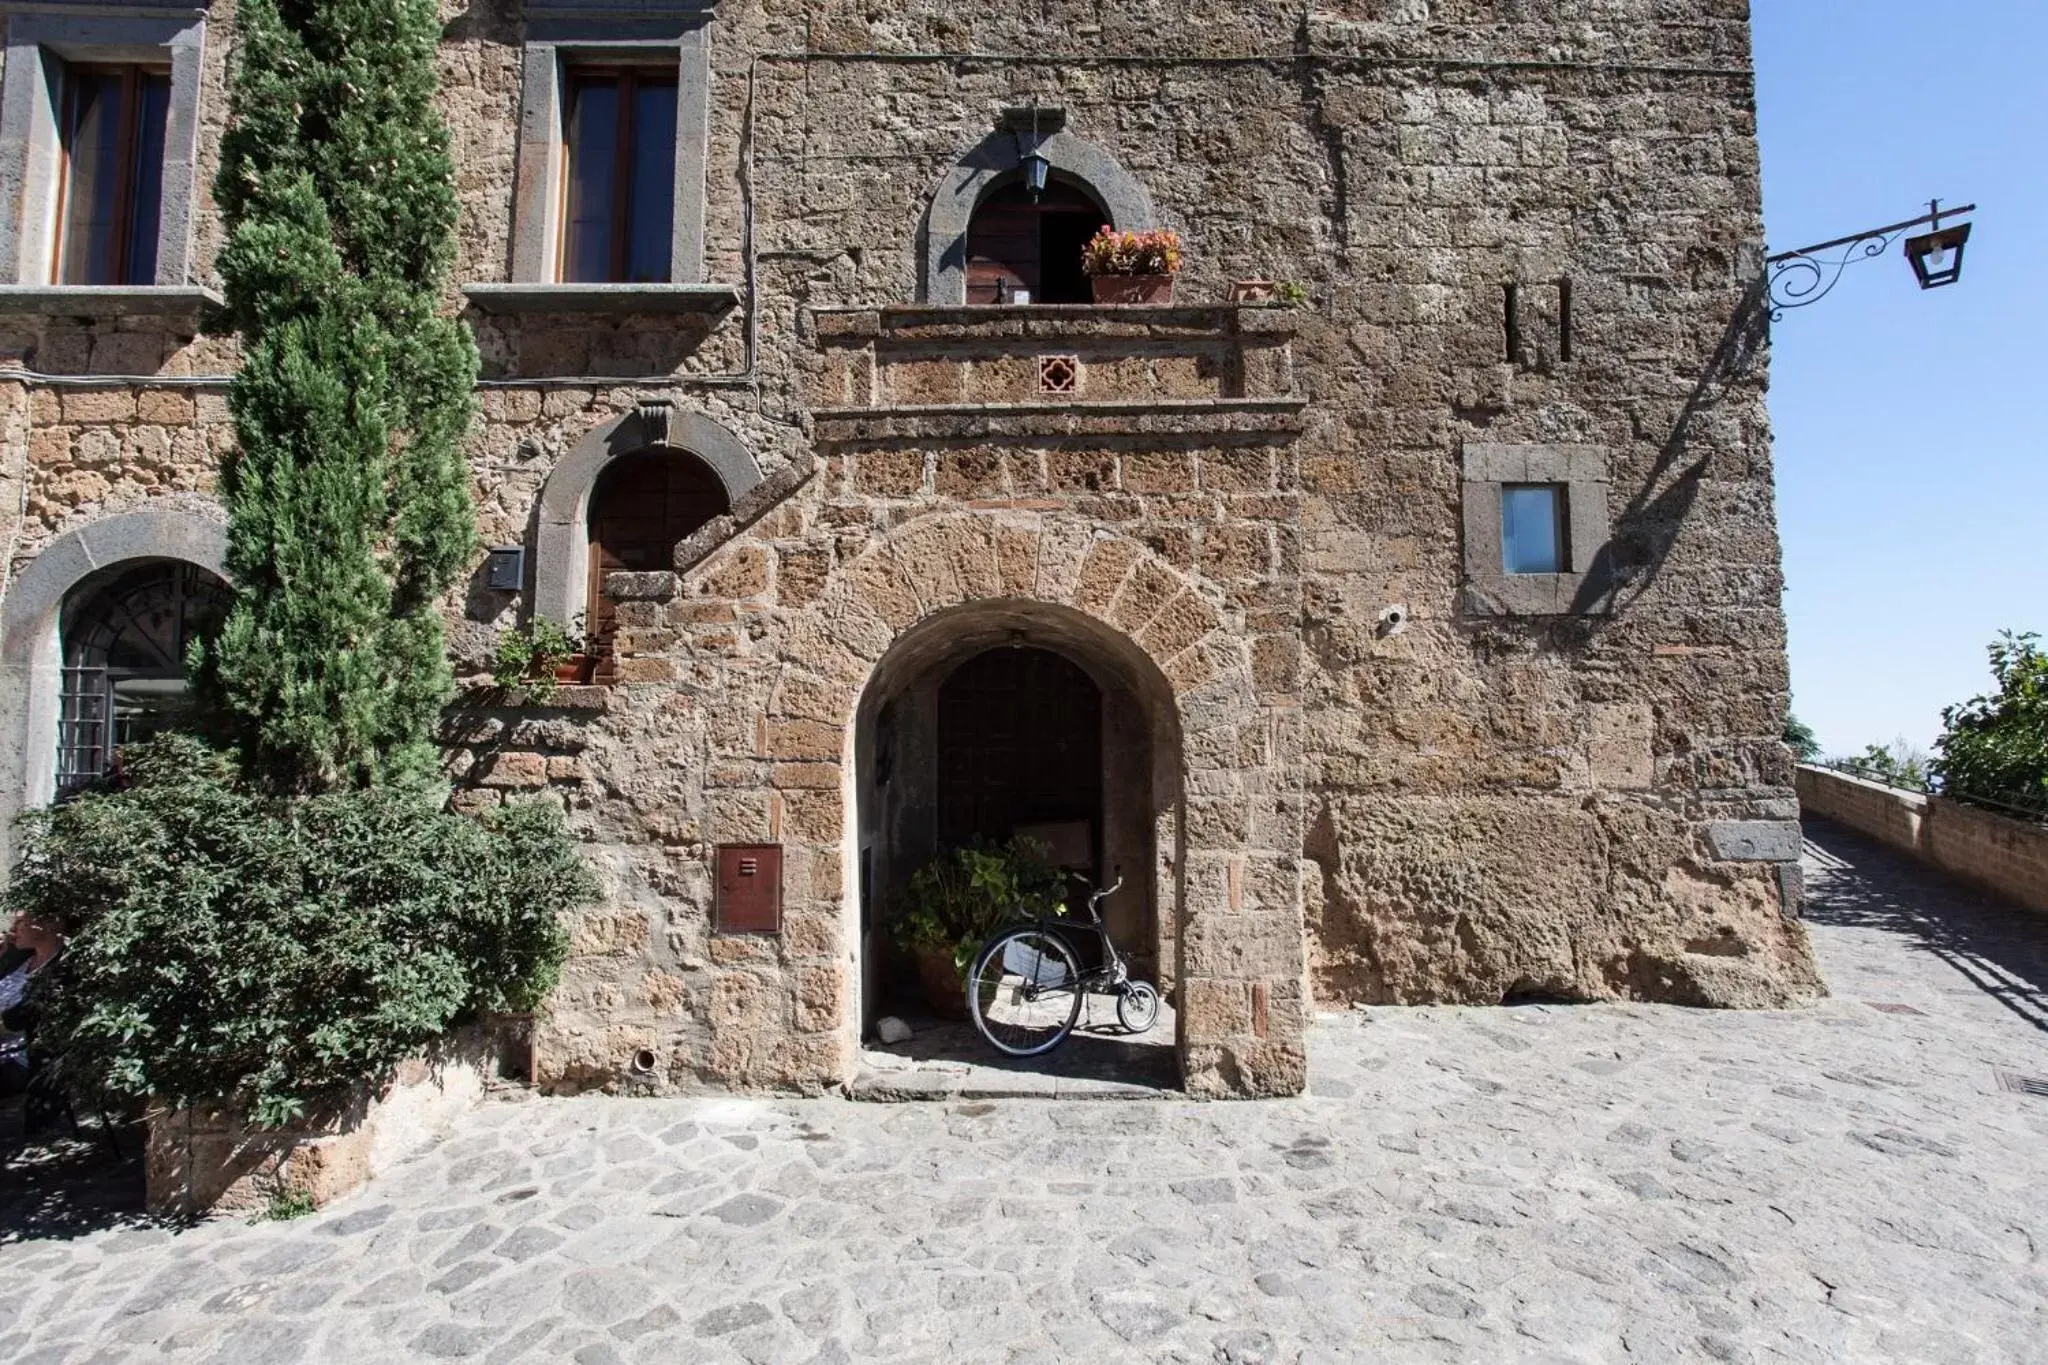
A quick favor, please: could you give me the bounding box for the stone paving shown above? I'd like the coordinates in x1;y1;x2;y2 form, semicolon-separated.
3;817;2047;1364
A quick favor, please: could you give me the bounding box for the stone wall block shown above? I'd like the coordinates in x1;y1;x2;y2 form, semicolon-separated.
1109;557;1182;637
835;552;924;632
793;963;845;1033
1068;536;1140;617
1033;518;1095;603
994;523;1040;597
771;672;854;723
1133;590;1220;668
763;719;841;761
1180;913;1304;981
776;547;830;606
478;751;548;788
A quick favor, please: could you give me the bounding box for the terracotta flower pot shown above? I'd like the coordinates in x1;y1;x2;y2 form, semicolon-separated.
552;653;596;684
1229;279;1276;303
914;944;969;1020
1090;274;1175;305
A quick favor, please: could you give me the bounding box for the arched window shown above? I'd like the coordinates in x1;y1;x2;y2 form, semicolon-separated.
966;179;1108;305
586;449;728;668
58;560;229;794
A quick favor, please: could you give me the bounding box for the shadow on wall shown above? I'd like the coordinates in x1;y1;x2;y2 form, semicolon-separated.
1571;270;1772;617
1803;815;2048;1034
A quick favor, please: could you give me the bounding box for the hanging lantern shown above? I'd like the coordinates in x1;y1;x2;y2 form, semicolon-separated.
1904;221;1971;290
1019;143;1052;201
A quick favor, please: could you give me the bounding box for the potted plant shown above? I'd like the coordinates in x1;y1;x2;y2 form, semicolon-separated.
892;839;1066;1018
1082;227;1183;305
492;616;593;702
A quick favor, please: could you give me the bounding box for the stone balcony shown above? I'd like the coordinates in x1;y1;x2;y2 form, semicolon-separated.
805;303;1305;445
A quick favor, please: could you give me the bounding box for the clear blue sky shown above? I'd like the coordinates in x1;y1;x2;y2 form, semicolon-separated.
1753;3;2047;758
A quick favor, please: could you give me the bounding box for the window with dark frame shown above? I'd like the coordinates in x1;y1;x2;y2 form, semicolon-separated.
54;63;171;287
560;64;678;284
58;562;230;796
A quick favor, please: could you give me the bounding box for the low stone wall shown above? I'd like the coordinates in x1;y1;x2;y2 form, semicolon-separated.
1795;765;2048;913
146;1029;498;1218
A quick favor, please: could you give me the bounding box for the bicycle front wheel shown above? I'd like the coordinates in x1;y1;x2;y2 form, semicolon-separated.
966;928;1083;1057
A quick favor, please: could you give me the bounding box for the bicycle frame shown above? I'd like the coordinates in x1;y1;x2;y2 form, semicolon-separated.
1017;877;1129;999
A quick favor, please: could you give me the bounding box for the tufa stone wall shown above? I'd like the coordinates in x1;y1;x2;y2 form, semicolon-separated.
0;0;1820;1100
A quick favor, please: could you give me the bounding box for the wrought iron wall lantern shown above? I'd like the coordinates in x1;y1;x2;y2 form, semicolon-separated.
1767;199;1977;318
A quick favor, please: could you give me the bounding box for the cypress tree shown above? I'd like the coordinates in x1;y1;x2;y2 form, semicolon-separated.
208;0;477;793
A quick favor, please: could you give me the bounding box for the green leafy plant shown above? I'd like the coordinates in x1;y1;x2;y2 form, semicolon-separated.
892;839;1067;974
11;737;595;1129
1933;630;2048;813
1783;711;1821;762
492;617;583;702
202;0;480;795
1828;739;1931;794
257;1188;319;1223
1275;281;1310;306
1081;227;1183;277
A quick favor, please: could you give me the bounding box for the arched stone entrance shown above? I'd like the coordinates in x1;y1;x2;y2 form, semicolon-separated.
785;512;1305;1097
852;600;1182;1064
0;504;228;862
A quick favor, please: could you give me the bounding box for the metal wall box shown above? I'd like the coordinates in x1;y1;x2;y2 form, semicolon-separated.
715;843;782;934
485;546;525;591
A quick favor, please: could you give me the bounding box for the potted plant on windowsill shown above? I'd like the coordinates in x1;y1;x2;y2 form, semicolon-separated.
1082;227;1182;305
892;839;1066;1018
492;616;594;702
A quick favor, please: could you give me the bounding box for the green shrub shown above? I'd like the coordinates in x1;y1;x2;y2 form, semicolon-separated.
9;737;595;1128
893;838;1068;974
1829;740;1931;793
1934;630;2048;812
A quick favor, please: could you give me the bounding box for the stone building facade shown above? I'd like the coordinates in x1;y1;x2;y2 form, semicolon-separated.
0;0;1820;1100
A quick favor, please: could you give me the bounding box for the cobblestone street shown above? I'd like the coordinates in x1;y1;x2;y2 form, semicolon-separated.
4;818;2046;1364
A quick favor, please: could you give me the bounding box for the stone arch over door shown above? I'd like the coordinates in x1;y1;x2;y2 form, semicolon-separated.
921;128;1158;304
0;504;228;863
532;405;764;628
766;512;1305;1098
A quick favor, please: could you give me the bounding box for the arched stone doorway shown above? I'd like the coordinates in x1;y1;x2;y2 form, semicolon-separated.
965;177;1108;304
851;599;1182;1069
583;447;728;674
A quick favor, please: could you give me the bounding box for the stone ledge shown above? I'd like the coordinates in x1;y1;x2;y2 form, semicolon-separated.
146;1027;501;1218
463;283;740;315
810;396;1308;445
0;285;221;320
813;301;1298;342
1703;820;1803;863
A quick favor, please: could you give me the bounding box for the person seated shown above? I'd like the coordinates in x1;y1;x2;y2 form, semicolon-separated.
0;911;62;1100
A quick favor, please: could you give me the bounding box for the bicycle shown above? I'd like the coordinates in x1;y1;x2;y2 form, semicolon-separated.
964;875;1161;1057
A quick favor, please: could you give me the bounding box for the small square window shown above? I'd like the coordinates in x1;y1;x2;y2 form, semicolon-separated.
1501;483;1567;575
55;64;171;286
560;65;677;284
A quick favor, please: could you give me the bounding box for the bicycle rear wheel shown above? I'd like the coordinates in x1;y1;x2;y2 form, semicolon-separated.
966;928;1083;1057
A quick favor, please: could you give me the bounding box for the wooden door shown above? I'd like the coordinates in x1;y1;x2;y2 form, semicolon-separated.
587;451;726;673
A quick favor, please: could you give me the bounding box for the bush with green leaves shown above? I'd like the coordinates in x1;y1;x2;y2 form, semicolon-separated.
892;839;1068;974
1783;712;1821;763
1934;630;2048;812
1829;740;1931;794
10;738;595;1127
